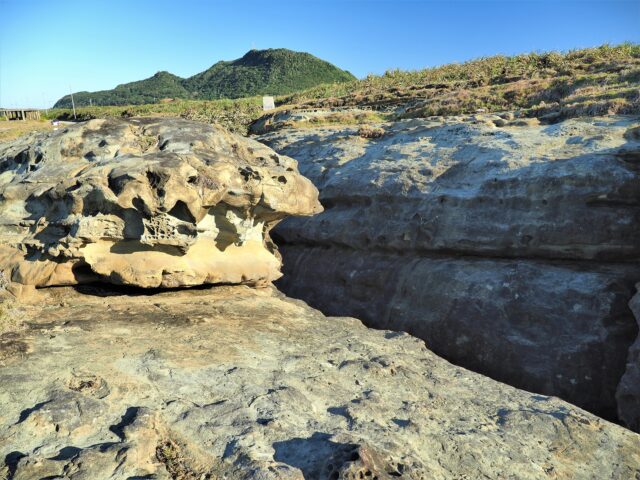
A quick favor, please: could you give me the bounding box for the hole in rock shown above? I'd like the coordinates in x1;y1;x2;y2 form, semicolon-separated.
48;446;82;461
146;171;163;188
273;432;359;480
16;400;52;424
109;406;140;441
4;451;26;478
168;201;196;223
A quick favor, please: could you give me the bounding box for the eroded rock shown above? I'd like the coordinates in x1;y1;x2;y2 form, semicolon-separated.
0;117;321;288
0;286;638;479
618;285;640;431
259;115;640;424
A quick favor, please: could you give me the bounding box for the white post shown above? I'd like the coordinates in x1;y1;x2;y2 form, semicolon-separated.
69;86;77;120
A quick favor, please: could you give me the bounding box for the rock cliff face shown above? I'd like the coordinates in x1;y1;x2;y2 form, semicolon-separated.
0;118;321;288
1;286;639;479
258;115;640;425
618;285;640;431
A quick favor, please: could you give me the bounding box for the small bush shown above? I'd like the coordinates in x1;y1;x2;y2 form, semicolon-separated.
357;125;385;138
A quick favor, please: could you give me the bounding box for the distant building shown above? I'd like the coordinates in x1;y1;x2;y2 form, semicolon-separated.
2;108;41;121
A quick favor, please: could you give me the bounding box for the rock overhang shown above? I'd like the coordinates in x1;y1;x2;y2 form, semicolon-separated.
0;117;322;289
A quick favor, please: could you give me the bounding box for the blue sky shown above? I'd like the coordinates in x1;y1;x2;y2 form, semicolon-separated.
1;0;638;108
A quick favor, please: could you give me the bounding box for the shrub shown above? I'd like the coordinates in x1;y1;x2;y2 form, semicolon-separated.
357;126;385;138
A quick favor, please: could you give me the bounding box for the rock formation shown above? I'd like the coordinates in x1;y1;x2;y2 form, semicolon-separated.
618;284;640;431
258;115;640;425
1;285;639;479
0;117;321;288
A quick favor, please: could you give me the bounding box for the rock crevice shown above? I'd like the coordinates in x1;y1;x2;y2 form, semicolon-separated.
258;115;640;426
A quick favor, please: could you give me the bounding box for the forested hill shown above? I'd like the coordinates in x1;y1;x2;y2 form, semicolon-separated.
53;49;355;108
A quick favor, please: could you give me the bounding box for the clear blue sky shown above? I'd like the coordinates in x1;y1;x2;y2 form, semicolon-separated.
1;0;638;108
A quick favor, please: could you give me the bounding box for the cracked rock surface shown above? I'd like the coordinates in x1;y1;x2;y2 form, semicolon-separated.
0;117;321;288
258;116;640;425
1;286;639;479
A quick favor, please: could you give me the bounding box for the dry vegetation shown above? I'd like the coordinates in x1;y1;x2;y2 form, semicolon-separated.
0;119;56;142
280;43;640;121
3;43;638;143
44;97;264;135
357;125;385;138
155;441;202;480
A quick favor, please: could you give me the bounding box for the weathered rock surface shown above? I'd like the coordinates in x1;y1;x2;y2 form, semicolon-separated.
1;286;639;479
258;116;640;425
0;117;321;288
618;284;640;431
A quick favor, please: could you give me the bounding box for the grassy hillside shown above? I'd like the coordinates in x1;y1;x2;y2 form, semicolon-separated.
280;43;640;119
40;44;640;138
53;49;355;108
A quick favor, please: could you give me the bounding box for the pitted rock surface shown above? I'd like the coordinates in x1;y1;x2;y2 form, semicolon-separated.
258;116;640;425
0;117;321;288
0;286;638;479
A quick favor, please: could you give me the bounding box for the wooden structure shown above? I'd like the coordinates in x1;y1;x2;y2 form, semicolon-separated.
2;109;41;121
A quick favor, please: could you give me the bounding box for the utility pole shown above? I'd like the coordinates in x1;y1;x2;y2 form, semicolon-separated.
69;86;77;120
41;93;48;116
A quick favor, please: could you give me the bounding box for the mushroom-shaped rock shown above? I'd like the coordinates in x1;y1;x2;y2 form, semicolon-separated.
0;117;322;288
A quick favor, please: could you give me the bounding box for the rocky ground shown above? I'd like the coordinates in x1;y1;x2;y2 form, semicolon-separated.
1;113;639;479
1;285;639;479
259;115;640;428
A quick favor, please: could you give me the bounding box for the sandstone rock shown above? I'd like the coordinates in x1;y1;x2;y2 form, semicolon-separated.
258;116;640;423
618;284;640;431
1;286;638;479
0;118;321;288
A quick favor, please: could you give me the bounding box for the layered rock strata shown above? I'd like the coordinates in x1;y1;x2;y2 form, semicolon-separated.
259;116;640;425
0;117;321;288
1;286;638;479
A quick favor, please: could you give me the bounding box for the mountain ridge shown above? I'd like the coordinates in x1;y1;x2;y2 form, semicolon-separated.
53;48;355;108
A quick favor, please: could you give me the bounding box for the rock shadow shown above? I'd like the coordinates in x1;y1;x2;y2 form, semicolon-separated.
272;432;359;479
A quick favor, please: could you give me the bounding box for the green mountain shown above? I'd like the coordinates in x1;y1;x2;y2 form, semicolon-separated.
53;49;355;108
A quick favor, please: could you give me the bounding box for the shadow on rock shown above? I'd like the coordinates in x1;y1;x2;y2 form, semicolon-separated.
273;432;359;479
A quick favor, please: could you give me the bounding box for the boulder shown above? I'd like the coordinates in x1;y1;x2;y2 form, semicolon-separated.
1;286;638;479
0;118;321;288
258;115;640;424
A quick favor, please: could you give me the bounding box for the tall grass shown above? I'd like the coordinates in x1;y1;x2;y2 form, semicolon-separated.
281;43;640;105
